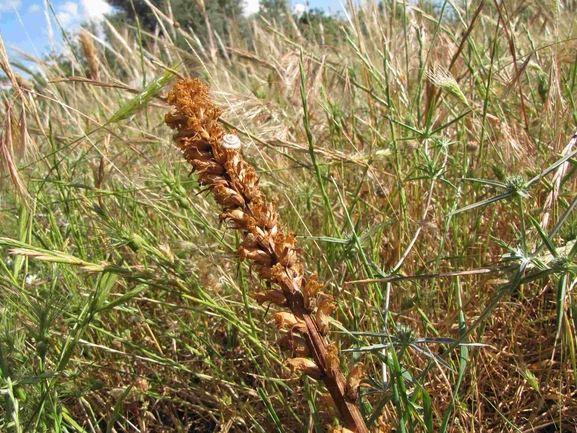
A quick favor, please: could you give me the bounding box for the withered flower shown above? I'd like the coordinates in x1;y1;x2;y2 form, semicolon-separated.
317;392;337;411
325;343;340;372
303;274;322;311
316;294;337;336
253;290;287;308
272;312;307;333
278;334;310;357
219;208;248;228
346;363;365;402
274;232;298;267
239;246;272;266
286;358;322;380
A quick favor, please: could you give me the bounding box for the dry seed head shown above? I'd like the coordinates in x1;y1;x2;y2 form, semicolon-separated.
426;63;469;106
193;0;206;12
14;72;33;91
1;108;31;204
79;32;99;80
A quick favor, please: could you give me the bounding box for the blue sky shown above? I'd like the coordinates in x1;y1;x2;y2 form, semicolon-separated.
1;0;113;70
0;0;345;73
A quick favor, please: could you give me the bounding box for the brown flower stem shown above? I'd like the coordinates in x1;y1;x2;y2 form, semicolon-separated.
285;290;367;432
165;79;368;432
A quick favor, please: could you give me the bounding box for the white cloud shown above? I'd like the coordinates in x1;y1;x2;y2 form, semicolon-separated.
80;0;112;22
53;0;111;30
242;0;259;16
56;1;78;26
0;0;22;11
27;3;40;13
293;3;306;18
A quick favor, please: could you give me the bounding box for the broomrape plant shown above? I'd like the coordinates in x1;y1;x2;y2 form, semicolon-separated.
3;0;577;430
164;79;367;432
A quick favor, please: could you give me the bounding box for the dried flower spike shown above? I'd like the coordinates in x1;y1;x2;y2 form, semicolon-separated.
165;78;367;432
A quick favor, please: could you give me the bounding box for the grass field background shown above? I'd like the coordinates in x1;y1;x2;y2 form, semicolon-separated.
1;0;577;431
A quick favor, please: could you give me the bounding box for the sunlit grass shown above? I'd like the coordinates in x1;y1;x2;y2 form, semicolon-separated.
1;0;577;431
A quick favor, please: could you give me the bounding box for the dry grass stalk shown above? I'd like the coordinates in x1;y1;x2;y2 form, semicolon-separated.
0;106;31;204
165;78;368;432
79;32;100;80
